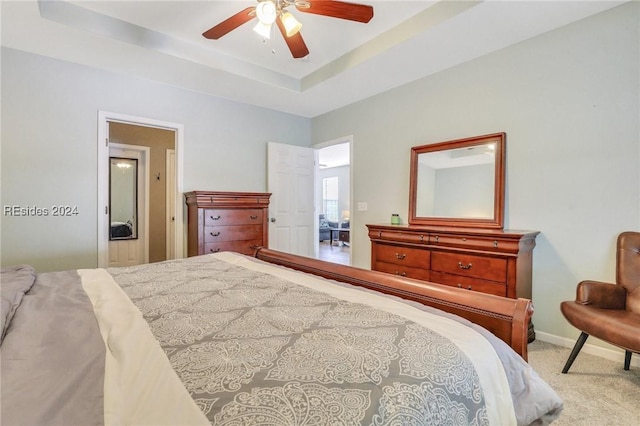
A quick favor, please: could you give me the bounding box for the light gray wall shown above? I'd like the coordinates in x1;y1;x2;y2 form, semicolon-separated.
311;3;639;341
1;47;310;272
427;164;494;218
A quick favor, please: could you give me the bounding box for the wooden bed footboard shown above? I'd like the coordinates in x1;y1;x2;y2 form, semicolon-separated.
255;248;533;361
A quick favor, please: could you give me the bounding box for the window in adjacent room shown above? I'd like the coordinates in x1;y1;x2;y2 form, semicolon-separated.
322;176;339;222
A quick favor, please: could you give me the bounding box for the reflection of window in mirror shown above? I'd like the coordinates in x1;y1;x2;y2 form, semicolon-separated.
109;157;138;240
416;144;496;219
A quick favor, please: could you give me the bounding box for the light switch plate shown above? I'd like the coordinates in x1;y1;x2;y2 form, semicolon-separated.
357;202;368;211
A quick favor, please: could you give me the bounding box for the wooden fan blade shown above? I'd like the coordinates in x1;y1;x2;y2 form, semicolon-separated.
297;1;373;23
276;17;309;59
202;6;256;39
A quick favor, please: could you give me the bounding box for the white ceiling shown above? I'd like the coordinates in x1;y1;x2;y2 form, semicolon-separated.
1;0;626;117
319;142;350;168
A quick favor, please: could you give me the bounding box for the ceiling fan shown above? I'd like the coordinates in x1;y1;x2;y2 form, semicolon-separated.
202;0;374;59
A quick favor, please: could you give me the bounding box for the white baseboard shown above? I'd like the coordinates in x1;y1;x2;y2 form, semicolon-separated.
535;331;640;369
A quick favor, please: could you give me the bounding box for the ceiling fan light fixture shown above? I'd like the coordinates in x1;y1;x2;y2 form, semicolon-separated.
203;0;373;58
281;12;302;37
253;21;273;39
256;1;277;24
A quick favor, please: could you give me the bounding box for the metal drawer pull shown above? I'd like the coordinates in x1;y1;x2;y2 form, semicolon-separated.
395;253;406;260
458;262;473;270
210;248;221;253
434;235;439;243
210;231;221;237
250;215;258;220
493;240;498;248
210;215;221;220
395;271;406;277
457;283;472;290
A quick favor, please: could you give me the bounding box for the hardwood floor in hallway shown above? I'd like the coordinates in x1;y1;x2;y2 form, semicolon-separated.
318;241;350;265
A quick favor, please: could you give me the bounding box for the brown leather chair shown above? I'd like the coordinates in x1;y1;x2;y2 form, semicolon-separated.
560;231;640;373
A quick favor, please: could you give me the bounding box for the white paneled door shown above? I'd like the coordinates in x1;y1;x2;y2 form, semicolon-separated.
267;142;315;257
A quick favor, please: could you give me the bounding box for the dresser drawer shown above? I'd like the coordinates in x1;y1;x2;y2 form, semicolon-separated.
430;271;507;297
204;225;263;242
430;233;520;253
373;243;429;268
204;240;263;256
204;209;263;226
368;229;428;245
431;251;507;282
373;261;430;281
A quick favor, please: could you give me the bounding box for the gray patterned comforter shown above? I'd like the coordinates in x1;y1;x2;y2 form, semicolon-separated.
1;252;562;425
108;253;555;425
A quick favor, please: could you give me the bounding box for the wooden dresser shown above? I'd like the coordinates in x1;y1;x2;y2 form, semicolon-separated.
380;133;539;340
367;224;539;300
185;191;271;257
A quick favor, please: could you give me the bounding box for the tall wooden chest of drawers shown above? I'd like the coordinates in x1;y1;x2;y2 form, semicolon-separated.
185;191;271;257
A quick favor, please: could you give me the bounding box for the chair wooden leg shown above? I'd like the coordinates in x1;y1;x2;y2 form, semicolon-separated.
562;332;589;374
624;351;632;370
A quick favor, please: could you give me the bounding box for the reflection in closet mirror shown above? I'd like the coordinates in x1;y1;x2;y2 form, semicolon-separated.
409;133;505;229
109;157;138;240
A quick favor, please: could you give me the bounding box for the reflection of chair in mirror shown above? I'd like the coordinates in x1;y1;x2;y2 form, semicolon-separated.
560;231;640;373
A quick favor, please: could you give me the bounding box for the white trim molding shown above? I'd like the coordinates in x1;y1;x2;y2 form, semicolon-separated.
536;331;640;369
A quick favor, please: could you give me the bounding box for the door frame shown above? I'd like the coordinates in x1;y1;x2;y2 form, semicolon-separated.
97;111;185;267
165;148;176;260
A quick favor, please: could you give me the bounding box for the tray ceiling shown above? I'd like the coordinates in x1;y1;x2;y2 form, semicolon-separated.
1;1;626;117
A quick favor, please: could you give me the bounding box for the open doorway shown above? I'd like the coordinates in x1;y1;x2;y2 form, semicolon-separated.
315;139;351;265
97;111;184;268
108;123;174;265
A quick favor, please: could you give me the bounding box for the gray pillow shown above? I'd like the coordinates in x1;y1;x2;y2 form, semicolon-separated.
1;265;36;344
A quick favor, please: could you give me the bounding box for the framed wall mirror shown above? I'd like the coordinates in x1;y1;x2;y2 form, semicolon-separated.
109;157;138;240
409;133;505;229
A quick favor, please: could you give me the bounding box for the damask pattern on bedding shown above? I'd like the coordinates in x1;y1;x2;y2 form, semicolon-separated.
109;254;498;425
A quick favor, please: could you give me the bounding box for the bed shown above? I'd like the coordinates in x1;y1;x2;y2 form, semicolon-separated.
110;221;133;239
1;248;562;425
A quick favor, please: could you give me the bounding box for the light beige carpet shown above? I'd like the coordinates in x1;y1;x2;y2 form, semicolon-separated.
528;340;640;425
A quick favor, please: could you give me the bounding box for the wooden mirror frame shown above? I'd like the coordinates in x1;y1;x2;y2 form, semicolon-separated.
409;132;505;229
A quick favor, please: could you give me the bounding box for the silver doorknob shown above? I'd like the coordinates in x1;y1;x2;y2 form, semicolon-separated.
270;217;276;222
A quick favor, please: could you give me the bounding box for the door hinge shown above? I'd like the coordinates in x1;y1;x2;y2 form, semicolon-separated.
105;138;109;147
105;205;109;215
